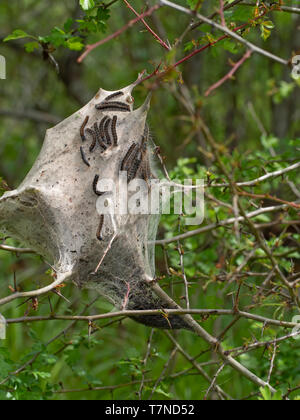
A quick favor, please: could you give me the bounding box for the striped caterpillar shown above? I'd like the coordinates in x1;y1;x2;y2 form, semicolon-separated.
96;214;104;241
86;128;97;153
104;91;124;101
127;147;142;183
121;143;138;172
80;116;89;142
121;127;151;183
104;118;112;146
94;122;108;151
80;146;90;167
111;116;118;147
136;135;151;182
99;116;109;143
120;145;142;184
92;174;106;196
95;101;130;112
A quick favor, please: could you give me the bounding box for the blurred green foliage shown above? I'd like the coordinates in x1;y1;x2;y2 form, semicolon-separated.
0;0;299;400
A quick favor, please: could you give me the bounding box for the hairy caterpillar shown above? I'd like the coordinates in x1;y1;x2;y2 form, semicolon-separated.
111;116;118;146
104;91;124;101
95;101;130;112
86;128;97;153
99;116;109;141
127;147;142;183
104;118;112;146
94;122;107;151
96;214;104;241
95;105;130;112
121;143;138;172
80;116;89;142
80;146;90;167
136;137;150;181
92;174;106;196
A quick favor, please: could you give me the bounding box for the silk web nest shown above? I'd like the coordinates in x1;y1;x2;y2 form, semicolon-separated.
0;79;190;330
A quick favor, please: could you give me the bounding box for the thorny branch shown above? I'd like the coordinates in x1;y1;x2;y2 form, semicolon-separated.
5;308;299;329
122;0;170;51
159;0;288;65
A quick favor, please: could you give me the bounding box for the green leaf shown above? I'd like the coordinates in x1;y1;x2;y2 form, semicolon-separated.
4;29;34;42
261;135;279;149
46;27;68;48
79;0;95;10
225;5;253;21
187;0;200;9
64;18;74;33
261;20;274;41
259;387;283;400
66;38;84;51
222;39;239;54
24;42;40;53
259;386;272;400
263;20;275;29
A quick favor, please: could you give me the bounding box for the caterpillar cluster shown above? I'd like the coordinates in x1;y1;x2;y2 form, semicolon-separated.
120;125;152;184
79;112;121;242
79;111;120;166
78;97;145;242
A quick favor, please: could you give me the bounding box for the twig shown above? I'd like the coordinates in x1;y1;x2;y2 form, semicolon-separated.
287;181;300;199
94;214;118;273
0;271;72;307
5;308;299;329
227;331;300;356
205;49;252;96
233;194;241;241
240;2;300;15
159;0;288;65
122;0;170;51
138;329;154;400
122;281;131;310
237;190;300;210
204;363;226;400
0;244;35;254
150;282;277;392
190;0;244;31
283;384;300;400
267;344;277;385
104;0;120;8
208;162;300;188
177;217;190;309
154;203;293;245
219;0;226;27
165;332;231;400
148;347;178;400
77;5;162;63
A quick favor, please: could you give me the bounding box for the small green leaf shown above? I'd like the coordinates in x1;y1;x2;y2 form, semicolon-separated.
260;20;274;41
263;20;275;29
222;39;239;54
24;42;40;53
66;38;84;51
4;29;34;42
259;386;272;400
79;0;95;10
64;18;74;33
187;0;200;9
